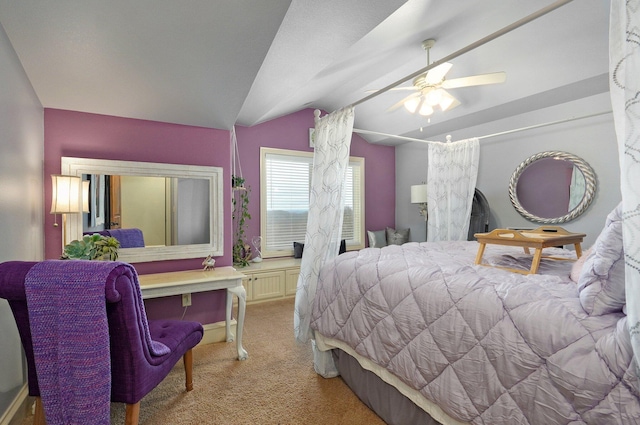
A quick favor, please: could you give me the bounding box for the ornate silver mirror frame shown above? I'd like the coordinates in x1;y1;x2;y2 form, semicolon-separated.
508;151;596;224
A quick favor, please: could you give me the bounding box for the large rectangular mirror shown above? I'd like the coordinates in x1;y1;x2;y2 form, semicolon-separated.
61;157;224;263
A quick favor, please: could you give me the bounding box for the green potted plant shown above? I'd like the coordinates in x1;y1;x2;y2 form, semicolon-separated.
61;233;121;261
232;175;252;267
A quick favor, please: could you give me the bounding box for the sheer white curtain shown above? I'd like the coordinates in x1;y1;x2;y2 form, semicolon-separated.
293;107;354;377
610;0;640;383
426;138;479;242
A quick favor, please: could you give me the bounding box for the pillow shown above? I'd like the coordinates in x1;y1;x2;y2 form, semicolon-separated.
386;227;410;246
367;230;387;248
577;202;626;315
294;240;346;258
570;246;592;283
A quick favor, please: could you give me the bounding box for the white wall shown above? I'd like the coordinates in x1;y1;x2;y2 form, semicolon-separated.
0;20;43;416
396;92;619;249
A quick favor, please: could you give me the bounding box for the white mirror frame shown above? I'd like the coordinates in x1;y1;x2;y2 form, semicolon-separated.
508;151;597;224
61;157;224;263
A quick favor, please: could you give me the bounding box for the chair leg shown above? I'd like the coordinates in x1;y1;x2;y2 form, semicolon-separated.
125;402;140;425
33;397;46;425
184;349;193;391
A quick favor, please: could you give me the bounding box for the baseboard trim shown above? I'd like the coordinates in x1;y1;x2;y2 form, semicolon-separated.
200;319;237;345
0;385;29;425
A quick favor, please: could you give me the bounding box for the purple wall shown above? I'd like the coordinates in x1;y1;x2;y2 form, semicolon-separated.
43;108;395;324
234;109;395;249
516;157;573;219
44;109;231;324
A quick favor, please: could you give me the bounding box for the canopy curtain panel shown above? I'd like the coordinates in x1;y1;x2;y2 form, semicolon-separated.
610;0;640;389
294;107;355;377
427;138;480;242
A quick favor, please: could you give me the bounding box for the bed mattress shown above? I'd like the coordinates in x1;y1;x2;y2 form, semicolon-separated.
311;241;639;424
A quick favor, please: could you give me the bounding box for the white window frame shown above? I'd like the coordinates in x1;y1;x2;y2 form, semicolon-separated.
260;147;365;258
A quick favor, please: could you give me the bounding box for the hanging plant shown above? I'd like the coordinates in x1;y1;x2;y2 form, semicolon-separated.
232;175;252;267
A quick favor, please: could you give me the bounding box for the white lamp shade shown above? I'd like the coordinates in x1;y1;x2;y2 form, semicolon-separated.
50;175;82;214
418;102;434;116
404;97;420;113
425;88;443;106
411;184;428;204
438;90;456;111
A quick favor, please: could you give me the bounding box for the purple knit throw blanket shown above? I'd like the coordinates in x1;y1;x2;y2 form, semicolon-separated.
25;260;117;425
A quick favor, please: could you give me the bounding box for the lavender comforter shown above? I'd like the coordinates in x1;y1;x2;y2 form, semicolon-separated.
310;241;640;424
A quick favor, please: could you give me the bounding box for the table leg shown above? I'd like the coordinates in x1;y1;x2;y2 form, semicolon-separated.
227;286;248;361
225;288;234;343
530;248;543;274
574;243;583;259
474;243;487;265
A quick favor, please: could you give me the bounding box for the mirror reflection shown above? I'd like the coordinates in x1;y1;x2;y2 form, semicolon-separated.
61;157;224;263
83;175;210;247
509;151;596;224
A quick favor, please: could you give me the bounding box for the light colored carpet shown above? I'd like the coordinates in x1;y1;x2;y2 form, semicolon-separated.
22;297;385;425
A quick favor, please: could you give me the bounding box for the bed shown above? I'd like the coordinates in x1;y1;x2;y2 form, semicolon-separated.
310;204;640;424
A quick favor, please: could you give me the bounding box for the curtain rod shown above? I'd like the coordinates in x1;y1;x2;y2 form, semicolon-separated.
477;110;612;140
350;0;574;109
352;128;438;144
353;110;612;144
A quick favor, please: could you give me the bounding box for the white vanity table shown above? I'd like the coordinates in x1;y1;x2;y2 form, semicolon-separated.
137;266;248;360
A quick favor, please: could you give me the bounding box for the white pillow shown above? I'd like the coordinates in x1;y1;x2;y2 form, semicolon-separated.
577;203;626;315
570;246;592;283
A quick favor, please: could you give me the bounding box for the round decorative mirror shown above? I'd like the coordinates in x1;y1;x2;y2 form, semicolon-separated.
508;151;596;224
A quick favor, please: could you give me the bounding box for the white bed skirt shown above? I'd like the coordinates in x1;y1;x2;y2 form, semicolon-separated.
314;332;468;425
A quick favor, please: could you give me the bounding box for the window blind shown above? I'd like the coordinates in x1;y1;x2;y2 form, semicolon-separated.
261;148;364;257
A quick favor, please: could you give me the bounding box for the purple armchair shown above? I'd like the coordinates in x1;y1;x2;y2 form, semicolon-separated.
83;228;145;248
0;260;203;425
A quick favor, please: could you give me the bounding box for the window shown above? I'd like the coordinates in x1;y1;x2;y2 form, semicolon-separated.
260;147;364;258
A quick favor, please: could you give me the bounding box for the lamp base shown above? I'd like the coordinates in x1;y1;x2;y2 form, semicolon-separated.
418;203;428;221
418;203;428;241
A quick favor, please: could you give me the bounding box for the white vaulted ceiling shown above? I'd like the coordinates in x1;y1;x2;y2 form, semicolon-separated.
0;0;609;145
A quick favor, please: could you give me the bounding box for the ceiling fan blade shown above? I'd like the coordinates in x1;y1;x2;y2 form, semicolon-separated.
366;87;417;93
441;71;506;89
387;91;421;112
424;62;453;85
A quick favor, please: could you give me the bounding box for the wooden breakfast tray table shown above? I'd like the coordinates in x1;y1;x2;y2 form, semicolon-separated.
474;226;586;275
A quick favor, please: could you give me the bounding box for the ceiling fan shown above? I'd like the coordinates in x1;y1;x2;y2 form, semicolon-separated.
385;39;507;116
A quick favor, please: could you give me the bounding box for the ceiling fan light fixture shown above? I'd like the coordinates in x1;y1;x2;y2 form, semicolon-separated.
404;97;420;113
438;91;456;111
425;88;444;106
418;103;434;116
380;38;506;118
